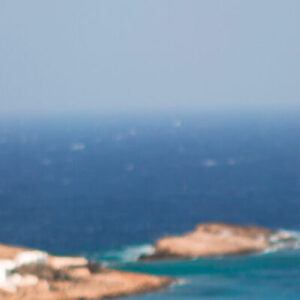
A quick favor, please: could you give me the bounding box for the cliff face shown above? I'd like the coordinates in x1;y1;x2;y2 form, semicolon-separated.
140;223;274;260
0;245;173;300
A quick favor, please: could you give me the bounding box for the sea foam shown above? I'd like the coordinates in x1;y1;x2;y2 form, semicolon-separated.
101;244;155;263
263;229;300;254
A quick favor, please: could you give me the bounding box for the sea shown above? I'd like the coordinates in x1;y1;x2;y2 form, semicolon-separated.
0;111;300;299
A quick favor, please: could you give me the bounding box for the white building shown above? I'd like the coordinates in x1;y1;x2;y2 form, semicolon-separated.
0;260;17;293
0;251;46;293
15;250;48;267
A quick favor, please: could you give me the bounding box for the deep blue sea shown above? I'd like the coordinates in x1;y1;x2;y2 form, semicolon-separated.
1;112;300;299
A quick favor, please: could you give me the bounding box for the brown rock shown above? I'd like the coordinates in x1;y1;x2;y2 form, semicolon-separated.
141;223;274;261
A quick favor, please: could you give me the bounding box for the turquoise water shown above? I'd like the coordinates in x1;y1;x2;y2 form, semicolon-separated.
102;247;300;299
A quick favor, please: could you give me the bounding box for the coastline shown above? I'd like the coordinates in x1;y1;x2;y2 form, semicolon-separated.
140;223;298;261
0;243;174;300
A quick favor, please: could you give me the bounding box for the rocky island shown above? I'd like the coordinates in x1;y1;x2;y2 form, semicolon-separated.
0;244;173;300
140;223;295;261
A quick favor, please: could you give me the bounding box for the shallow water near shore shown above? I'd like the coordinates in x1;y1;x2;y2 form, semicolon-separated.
1;112;300;298
125;253;300;299
123;251;300;299
90;241;300;299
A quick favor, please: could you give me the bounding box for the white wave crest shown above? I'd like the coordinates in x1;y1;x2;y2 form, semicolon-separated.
263;229;300;254
102;244;155;263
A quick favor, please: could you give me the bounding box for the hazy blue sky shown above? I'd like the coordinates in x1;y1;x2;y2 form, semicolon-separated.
1;0;299;115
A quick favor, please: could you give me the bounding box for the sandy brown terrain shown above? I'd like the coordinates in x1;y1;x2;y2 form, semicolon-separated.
140;223;274;260
0;245;28;260
0;244;173;299
0;269;172;300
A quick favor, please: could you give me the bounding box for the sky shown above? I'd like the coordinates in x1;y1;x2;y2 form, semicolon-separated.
0;0;300;115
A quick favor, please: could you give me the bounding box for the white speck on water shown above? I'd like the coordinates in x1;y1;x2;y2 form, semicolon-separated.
202;159;217;167
124;163;134;171
173;120;181;128
129;129;136;136
71;143;86;151
42;158;52;166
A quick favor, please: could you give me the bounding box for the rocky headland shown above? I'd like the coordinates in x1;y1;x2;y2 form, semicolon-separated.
0;244;173;300
140;223;296;261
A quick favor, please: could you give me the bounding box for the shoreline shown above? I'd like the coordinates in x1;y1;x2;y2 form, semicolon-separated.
0;243;174;300
139;223;298;261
